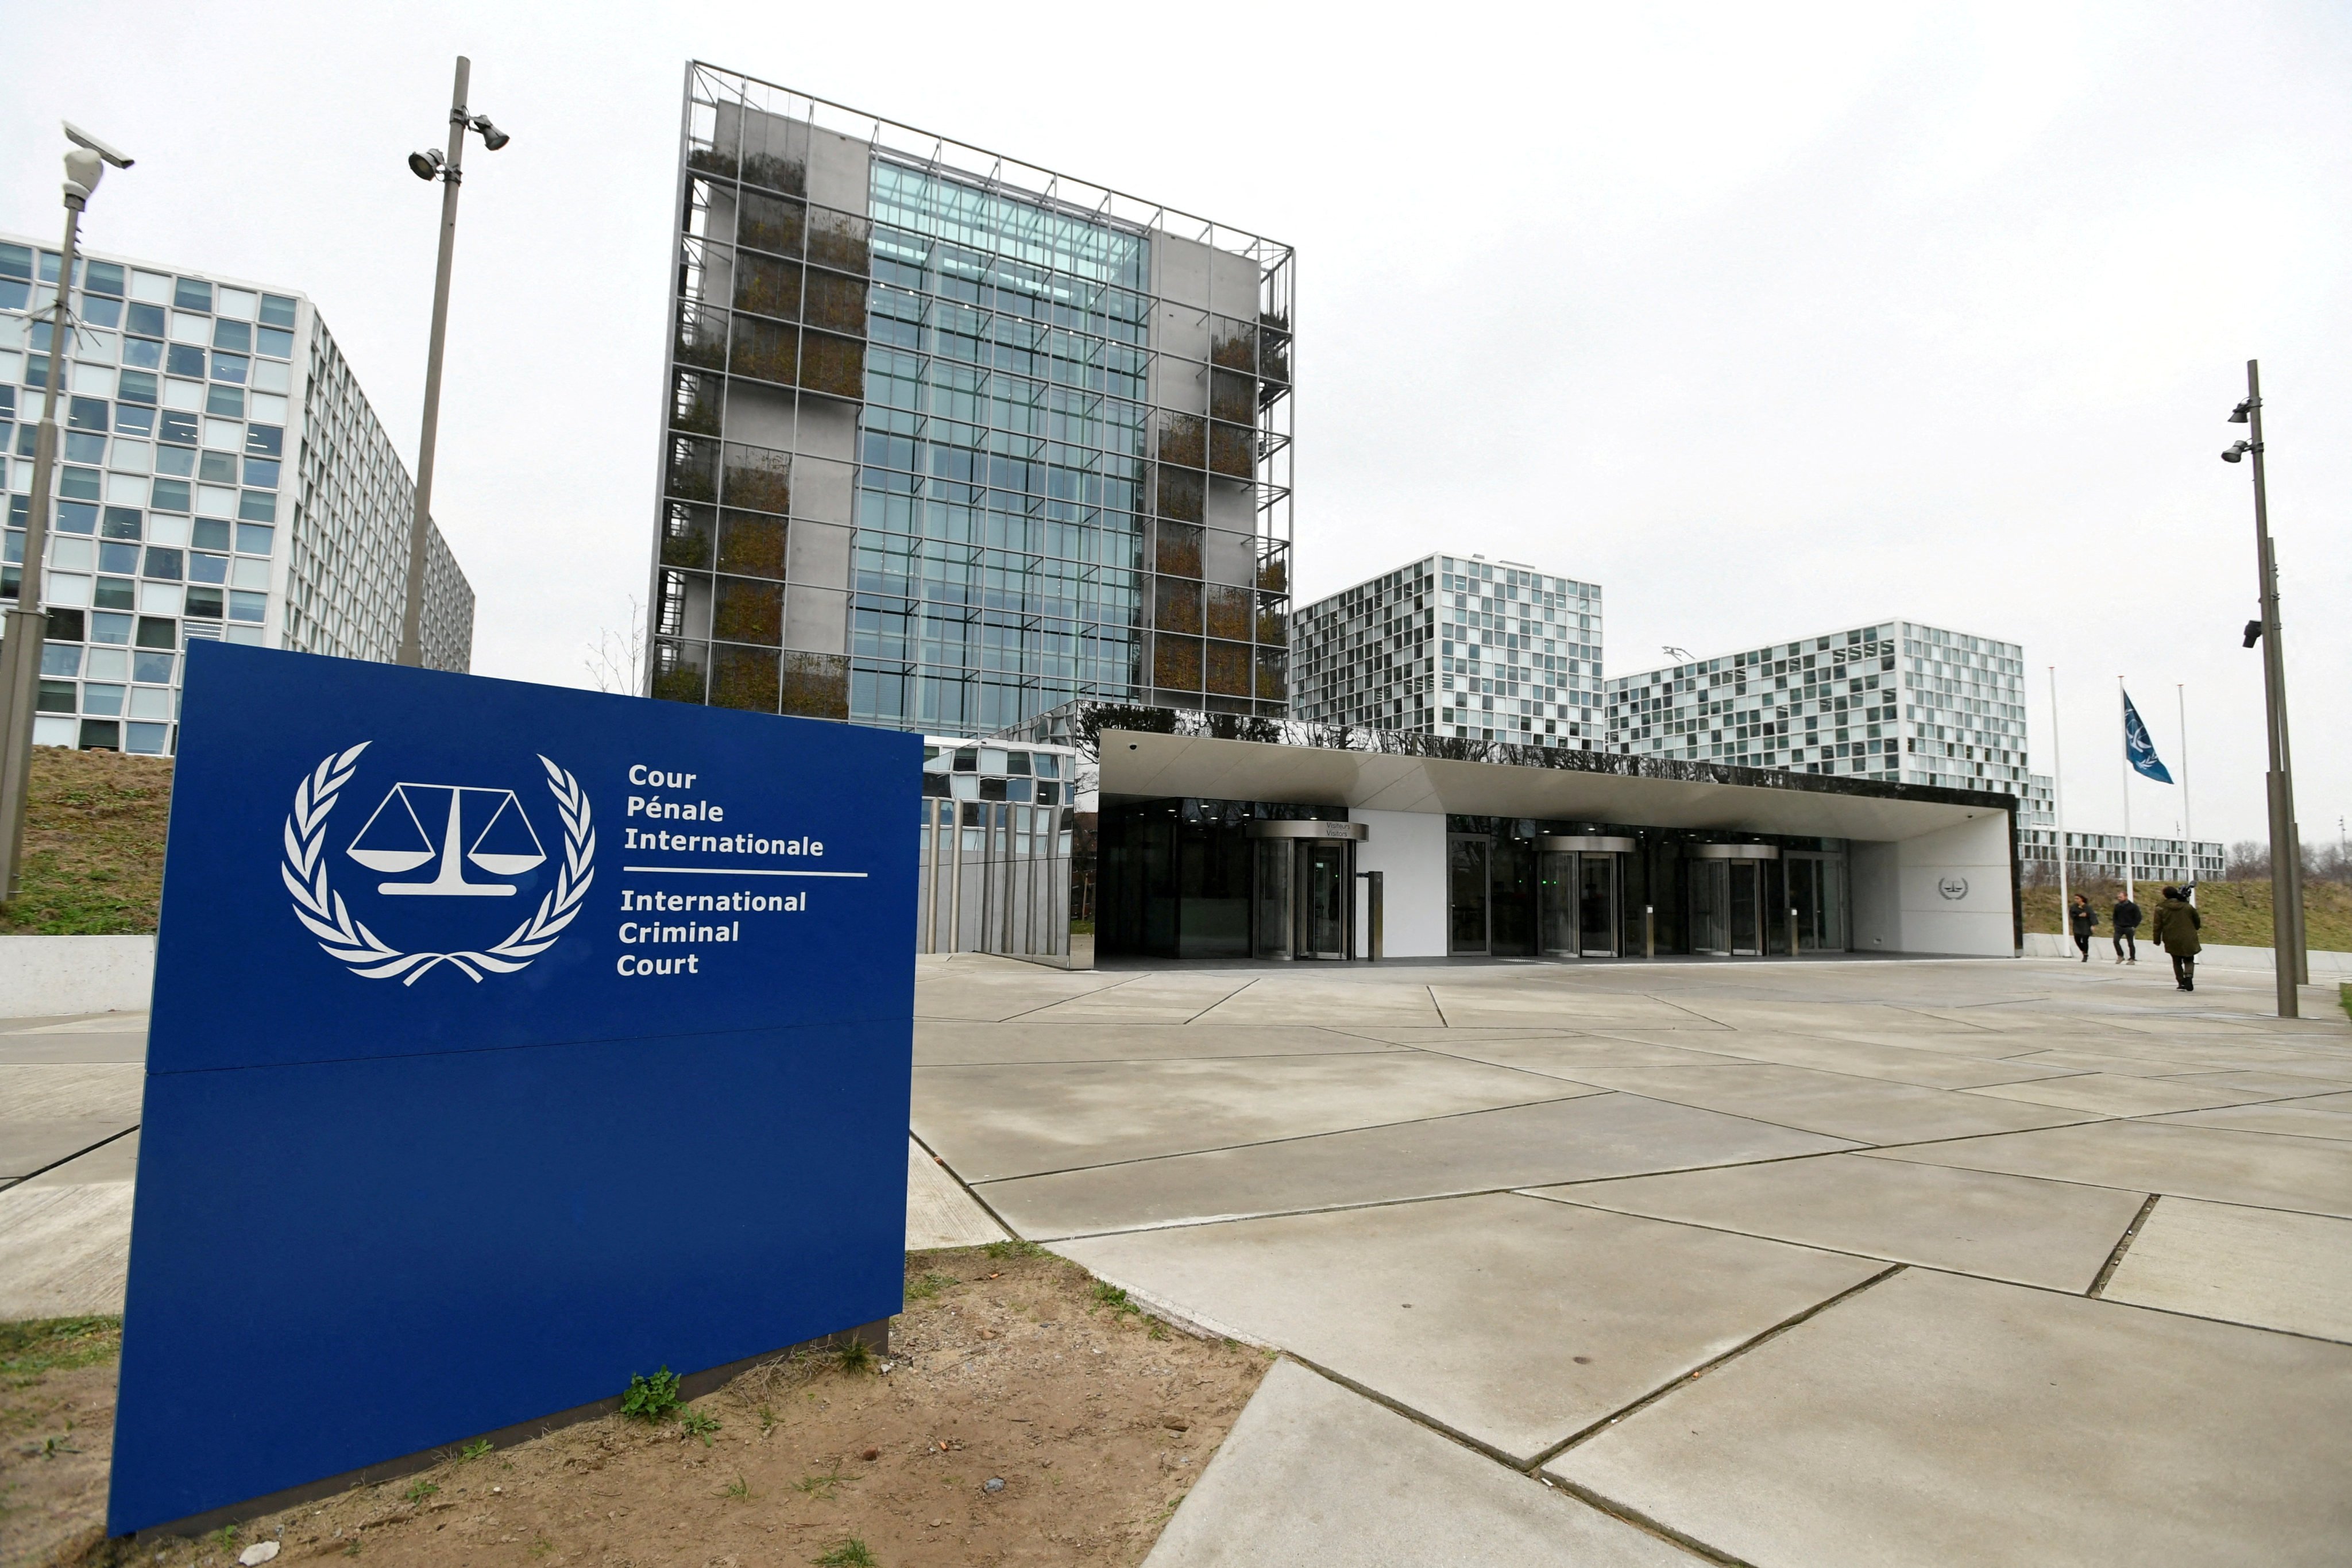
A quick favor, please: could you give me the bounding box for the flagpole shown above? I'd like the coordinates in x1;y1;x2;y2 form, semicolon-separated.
2049;667;2069;930
2117;677;2134;904
2177;683;2195;907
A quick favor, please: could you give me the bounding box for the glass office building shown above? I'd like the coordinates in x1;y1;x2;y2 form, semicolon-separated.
648;63;1294;735
1605;619;2027;792
1290;554;1605;746
1;235;472;755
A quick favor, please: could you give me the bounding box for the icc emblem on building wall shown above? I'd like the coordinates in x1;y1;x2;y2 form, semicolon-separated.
280;742;596;983
1938;875;1969;900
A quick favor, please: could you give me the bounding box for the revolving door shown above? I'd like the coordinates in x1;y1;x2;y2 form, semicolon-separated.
1536;835;1634;957
1248;820;1368;960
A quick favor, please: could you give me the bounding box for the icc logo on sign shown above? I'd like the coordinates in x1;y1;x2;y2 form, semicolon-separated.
280;743;597;983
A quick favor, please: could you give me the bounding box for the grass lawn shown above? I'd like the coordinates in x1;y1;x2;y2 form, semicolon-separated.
0;749;172;935
2020;876;2352;951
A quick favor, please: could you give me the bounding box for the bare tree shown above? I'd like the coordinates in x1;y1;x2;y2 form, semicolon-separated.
584;597;646;696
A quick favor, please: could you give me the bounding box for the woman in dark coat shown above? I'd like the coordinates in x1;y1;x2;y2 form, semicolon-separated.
2152;886;2202;991
2068;893;2098;961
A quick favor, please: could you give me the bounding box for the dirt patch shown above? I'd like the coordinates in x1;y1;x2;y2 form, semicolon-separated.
37;1245;1269;1567
0;749;172;936
1;1316;121;1567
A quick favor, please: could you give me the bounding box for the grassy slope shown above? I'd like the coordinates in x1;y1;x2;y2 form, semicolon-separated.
0;749;172;935
2021;876;2352;951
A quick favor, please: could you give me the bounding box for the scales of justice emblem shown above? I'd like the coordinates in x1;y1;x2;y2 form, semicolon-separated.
280;743;597;983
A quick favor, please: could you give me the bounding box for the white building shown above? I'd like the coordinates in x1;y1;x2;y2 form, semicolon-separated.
1290;553;1605;747
1;234;471;756
1605;619;2027;791
2014;774;2223;883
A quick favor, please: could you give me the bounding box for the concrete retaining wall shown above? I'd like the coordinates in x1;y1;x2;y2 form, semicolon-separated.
2021;929;2352;978
0;935;158;1017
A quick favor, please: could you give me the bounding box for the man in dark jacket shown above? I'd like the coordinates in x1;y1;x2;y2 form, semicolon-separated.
2151;886;2202;991
2111;893;2142;964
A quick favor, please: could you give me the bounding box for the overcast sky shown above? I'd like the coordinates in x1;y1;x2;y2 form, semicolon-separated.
5;2;2343;848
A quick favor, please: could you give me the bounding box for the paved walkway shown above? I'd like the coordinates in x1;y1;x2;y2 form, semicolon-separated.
910;952;2352;1565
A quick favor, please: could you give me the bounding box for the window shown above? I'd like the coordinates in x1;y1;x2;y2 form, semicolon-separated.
206;384;245;416
158;411;198;446
256;327;293;360
173;278;213;312
88;612;132;644
228;590;266;623
166;344;206;379
242;457;280;488
237;491;276;523
235;523;275;555
117;368;158;404
191;517;230;550
142;547;183;581
198;451;237;485
258;294;296;329
126;302;165;338
244;424;283;458
184;585;224;619
150;478;191;512
211;353;249;385
188;551;227;584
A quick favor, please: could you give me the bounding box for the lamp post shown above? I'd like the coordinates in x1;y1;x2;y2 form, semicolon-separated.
397;56;509;668
2223;360;2304;1015
0;125;134;907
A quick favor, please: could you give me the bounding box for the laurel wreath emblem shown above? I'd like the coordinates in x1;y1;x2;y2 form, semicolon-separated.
281;743;597;984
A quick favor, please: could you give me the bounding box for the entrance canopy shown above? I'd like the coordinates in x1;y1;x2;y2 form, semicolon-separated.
1097;729;2007;844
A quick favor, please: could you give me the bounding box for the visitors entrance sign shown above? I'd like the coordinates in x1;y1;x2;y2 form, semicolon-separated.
109;644;919;1535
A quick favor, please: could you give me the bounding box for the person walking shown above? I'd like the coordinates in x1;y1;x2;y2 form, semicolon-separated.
2152;885;2202;991
2068;892;2098;961
2112;891;2142;965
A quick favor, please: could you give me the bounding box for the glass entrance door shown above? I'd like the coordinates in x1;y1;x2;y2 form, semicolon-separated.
1578;853;1617;956
1727;860;1762;955
1252;838;1291;958
1786;854;1847;952
1448;837;1490;955
1691;860;1728;954
1300;843;1350;959
1538;851;1577;956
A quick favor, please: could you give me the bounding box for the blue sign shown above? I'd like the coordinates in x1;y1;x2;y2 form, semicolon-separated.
109;644;919;1535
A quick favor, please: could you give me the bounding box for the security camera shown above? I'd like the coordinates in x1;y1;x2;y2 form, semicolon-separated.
63;121;134;169
2242;619;2263;648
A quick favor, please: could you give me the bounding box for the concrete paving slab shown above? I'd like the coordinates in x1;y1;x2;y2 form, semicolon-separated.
0;1011;149;1036
1551;1062;2096;1145
1552;1268;2352;1567
1142;1359;1693;1568
2281;1089;2352;1115
1057;1193;1886;1464
1427;987;1716;1030
1526;1153;2144;1291
1674;999;2003;1035
1867;1120;2352;1217
0;1121;135;1181
1192;980;1445;1027
912;1021;1397;1066
0;1063;144;1122
2146;1103;2352;1142
912;956;1131;1021
1964;1072;2273;1117
1678;1032;2086;1089
18;1128;138;1189
0;1020;147;1064
1992;1047;2237;1079
1403;1035;1755;1077
2175;1068;2352;1098
982;1093;1857;1239
905;1137;1007;1250
1308;1025;1599;1045
913;1052;1585;1181
1703;1025;2050;1058
0;1180;133;1317
2102;1196;2352;1342
1012;974;1257;1024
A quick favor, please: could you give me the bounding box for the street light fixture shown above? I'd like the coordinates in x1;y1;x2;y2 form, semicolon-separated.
0;124;134;907
2223;360;2305;1015
397;56;510;669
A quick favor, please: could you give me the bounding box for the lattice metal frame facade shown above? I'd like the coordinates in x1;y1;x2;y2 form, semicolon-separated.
647;63;1295;734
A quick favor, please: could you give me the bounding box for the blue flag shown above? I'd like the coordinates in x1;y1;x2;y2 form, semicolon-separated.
2123;690;2173;783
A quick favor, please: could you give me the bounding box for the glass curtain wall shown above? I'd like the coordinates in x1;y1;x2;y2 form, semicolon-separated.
652;65;1295;733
